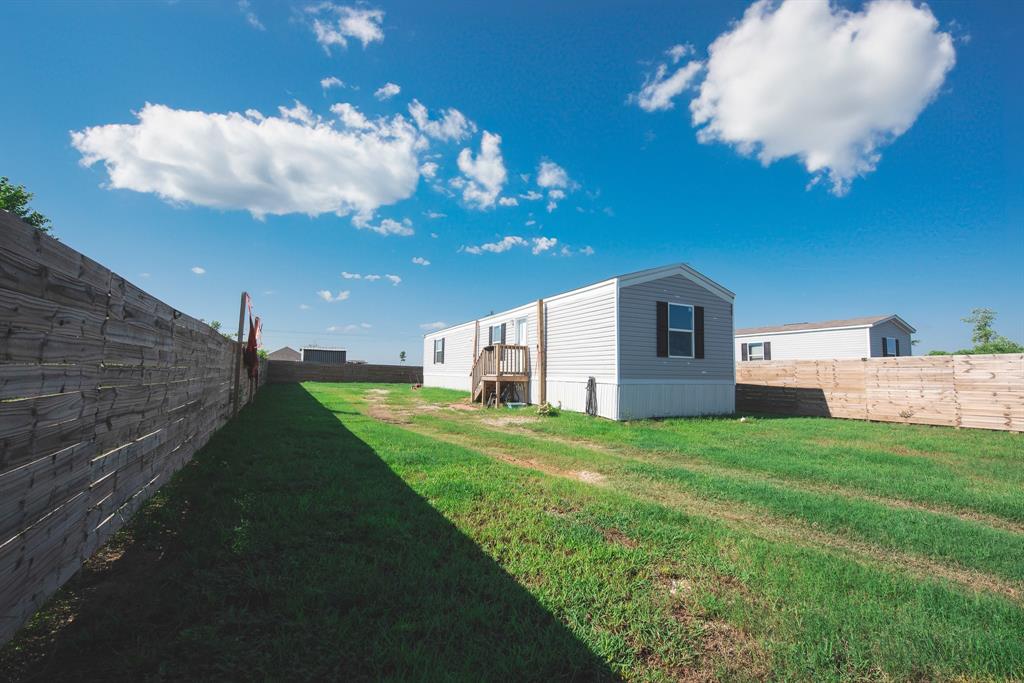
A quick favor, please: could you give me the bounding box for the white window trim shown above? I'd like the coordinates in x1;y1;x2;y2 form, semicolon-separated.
489;324;504;346
433;338;444;364
667;303;695;359
747;341;764;361
514;317;527;345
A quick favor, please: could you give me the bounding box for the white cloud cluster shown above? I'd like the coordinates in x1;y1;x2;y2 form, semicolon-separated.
328;322;372;333
420;321;448;331
320;76;346;89
461;235;560;256
411;256;430;266
317;289;350;302
238;0;264;30
307;3;385;52
385;274;402;286
535;160;574;212
454;132;507;209
191;266;206;275
632;0;956;194
353;216;414;236
71;101;421;223
374;82;401;100
341;271;394;282
408;100;476;142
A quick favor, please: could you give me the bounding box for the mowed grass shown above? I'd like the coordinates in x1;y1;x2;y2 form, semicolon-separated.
3;383;1023;681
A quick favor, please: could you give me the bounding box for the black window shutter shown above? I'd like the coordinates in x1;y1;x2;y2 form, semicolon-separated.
500;323;506;344
741;343;748;361
440;338;445;364
656;301;668;357
895;338;900;356
763;341;772;360
488;326;494;345
694;306;705;359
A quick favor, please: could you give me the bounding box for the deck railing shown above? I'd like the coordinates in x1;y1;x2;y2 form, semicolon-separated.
471;344;530;391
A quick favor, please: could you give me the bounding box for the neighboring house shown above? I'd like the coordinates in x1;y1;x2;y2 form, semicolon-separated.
735;314;915;361
300;347;347;364
266;346;301;362
422;263;735;420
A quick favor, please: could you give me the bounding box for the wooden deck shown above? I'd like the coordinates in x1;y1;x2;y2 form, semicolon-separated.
471;344;530;405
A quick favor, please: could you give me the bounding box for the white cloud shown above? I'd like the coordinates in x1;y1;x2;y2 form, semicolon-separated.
239;0;264;30
420;321;448;331
299;303;311;310
536;160;570;189
666;43;694;63
320;76;346;89
364;274;382;281
498;197;518;207
531;236;557;254
385;274;402;286
519;190;542;201
139;272;151;278
411;256;430;266
307;3;384;52
328;102;372;130
455;131;507;209
408;100;477;142
461;235;528;255
361;322;372;328
340;271;362;279
328;322;371;333
690;0;956;194
191;266;206;275
579;245;595;256
374;82;401;101
632;60;703;112
71;101;420;222
525;219;535;226
424;211;446;219
419;161;439;178
430;232;438;238
317;289;350;302
353;216;414;236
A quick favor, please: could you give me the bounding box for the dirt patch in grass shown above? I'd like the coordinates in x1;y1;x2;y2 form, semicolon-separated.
447;402;479;412
481;415;540;427
601;528;638;548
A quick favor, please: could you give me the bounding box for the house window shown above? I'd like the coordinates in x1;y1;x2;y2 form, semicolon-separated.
515;318;527;345
488;324;504;345
747;342;764;361
433;338;445;364
668;303;694;358
883;337;899;357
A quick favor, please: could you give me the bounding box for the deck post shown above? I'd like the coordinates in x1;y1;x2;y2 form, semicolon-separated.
536;299;546;405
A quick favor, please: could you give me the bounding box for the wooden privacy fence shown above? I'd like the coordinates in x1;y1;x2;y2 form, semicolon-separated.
736;354;1024;432
267;360;422;384
0;211;266;644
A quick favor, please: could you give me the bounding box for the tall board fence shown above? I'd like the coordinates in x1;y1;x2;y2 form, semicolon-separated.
736;354;1023;432
267;360;422;384
0;211;265;644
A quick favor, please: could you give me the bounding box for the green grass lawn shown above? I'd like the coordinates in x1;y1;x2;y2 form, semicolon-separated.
3;383;1023;681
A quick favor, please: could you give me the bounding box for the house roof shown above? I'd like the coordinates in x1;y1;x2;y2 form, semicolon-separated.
422;262;732;337
736;314;916;336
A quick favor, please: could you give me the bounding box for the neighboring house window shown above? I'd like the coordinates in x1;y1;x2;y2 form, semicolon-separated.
748;342;764;361
668;303;694;358
883;337;899;357
488;324;505;345
515;317;527;345
433;338;445;364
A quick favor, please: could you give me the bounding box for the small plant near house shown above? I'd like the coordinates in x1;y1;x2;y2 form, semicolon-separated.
1;176;52;234
536;401;560;417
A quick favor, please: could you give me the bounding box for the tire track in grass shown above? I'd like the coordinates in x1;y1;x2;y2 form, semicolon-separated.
368;394;1024;602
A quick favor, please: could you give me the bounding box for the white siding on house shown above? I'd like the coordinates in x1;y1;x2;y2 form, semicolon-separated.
422;320;476;391
474;302;539;403
544;280;618;419
736;327;869;361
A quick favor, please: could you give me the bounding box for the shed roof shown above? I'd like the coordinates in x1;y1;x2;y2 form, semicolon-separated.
736;314;915;336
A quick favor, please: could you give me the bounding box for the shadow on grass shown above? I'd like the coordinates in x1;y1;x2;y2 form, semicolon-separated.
2;383;616;681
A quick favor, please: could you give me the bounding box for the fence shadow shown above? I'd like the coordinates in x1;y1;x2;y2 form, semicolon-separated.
736;384;833;418
2;383;617;681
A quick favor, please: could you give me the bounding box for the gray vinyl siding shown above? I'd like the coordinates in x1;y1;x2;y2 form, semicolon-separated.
869;320;913;357
618;274;733;381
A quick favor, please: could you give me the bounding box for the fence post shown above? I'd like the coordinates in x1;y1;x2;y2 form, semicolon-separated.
231;291;247;416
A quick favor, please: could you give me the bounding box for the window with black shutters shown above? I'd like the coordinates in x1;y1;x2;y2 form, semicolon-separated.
882;336;899;357
668;303;694;358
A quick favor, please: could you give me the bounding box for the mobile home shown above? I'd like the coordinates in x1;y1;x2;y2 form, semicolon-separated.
735;314;915;361
422;263;735;420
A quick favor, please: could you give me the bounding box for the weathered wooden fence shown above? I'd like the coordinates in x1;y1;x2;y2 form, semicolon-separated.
0;211;265;644
737;355;1024;432
267;360;422;384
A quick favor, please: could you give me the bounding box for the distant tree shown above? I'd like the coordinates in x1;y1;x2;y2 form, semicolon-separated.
0;177;52;233
927;308;1023;355
399;351;407;364
210;320;222;331
962;308;997;346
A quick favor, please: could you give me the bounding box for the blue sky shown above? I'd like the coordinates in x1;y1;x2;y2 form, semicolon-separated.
2;0;1021;362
